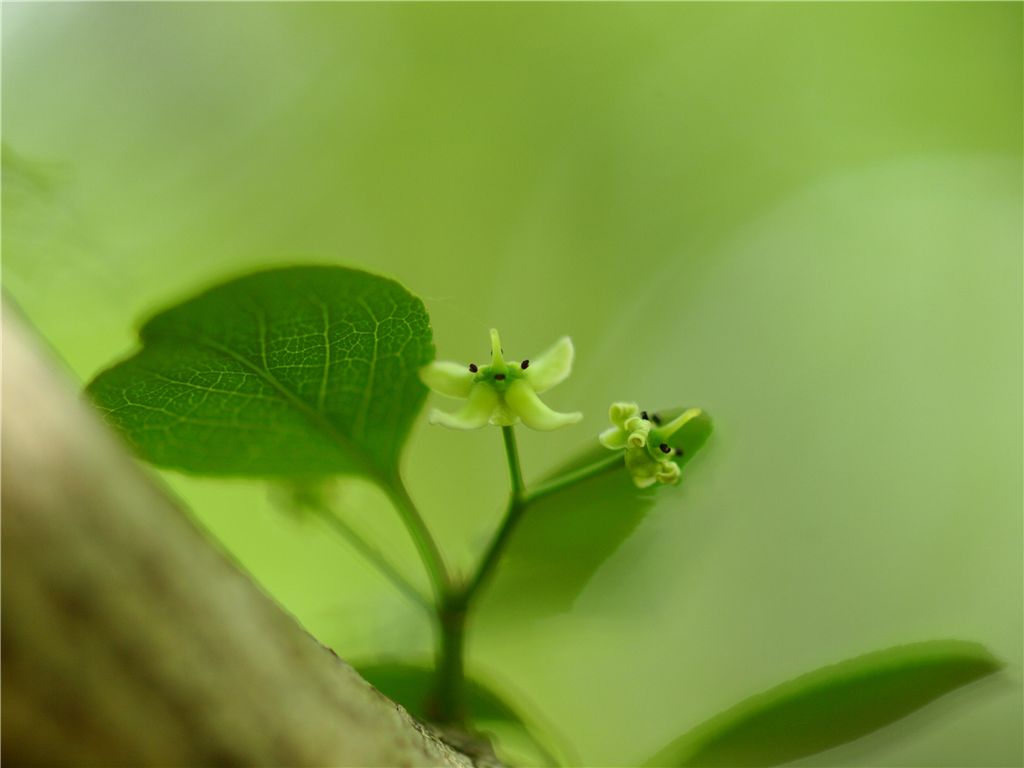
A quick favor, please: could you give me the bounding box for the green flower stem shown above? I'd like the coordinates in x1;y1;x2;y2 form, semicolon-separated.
432;595;468;724
431;427;526;722
315;505;431;613
432;434;626;723
459;447;625;611
501;425;527;500
459;427;528;606
524;451;624;505
385;478;452;605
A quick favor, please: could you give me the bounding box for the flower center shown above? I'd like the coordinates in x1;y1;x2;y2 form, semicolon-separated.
472;363;524;392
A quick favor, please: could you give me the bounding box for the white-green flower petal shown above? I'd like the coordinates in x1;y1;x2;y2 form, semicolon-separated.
658;407;703;440
419;361;475;399
656;460;681;485
428;384;498;430
624;416;647;433
624;417;650;448
505;379;582;431
524;336;574;394
609;401;639;428
599;426;627;449
488;399;517;427
625;448;659;488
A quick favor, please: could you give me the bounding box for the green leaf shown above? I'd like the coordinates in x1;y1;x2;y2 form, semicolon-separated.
644;640;1004;767
87;266;434;481
483;407;712;617
356;661;568;767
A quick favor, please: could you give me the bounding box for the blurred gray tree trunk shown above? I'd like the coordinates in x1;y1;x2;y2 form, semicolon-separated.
0;306;472;768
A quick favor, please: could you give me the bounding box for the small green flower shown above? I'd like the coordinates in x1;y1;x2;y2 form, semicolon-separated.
600;402;702;488
419;329;582;431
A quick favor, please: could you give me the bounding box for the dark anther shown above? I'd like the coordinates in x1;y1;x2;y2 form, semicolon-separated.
469;363;478;373
659;443;671;454
652;413;662;425
675;448;684;456
494;373;506;381
641;410;649;421
521;359;530;369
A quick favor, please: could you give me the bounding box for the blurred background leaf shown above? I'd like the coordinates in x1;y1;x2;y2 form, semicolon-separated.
3;4;1020;765
645;640;1004;767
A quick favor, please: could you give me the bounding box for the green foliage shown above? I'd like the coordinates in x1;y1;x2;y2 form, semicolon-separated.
483;408;712;616
8;3;1020;762
84;263;1004;766
356;661;565;766
87;266;434;482
644;640;1004;767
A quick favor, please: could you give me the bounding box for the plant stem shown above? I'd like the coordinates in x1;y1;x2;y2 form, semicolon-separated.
501;425;526;501
430;596;467;724
429;427;526;723
459;427;528;606
385;478;451;605
461;447;625;608
430;433;626;724
316;505;431;613
524;451;624;505
377;478;465;724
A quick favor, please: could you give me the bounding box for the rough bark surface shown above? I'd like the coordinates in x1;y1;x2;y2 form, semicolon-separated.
1;306;472;768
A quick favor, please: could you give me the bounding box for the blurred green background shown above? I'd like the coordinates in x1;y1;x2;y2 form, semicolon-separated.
3;3;1021;765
